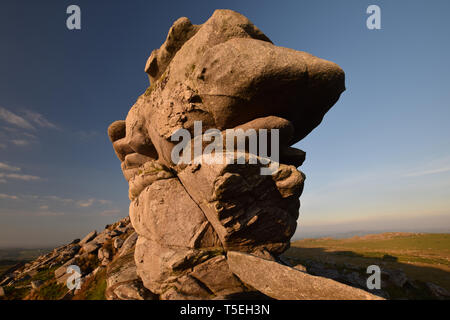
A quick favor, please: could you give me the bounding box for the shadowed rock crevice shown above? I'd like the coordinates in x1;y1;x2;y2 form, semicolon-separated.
174;174;226;250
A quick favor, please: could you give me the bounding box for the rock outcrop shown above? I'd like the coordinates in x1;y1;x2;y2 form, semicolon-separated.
105;9;378;300
227;251;383;300
0;217;155;300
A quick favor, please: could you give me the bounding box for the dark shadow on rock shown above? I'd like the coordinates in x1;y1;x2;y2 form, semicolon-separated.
382;254;398;262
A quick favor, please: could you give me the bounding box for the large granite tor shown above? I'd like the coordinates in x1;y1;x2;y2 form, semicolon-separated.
108;9;346;300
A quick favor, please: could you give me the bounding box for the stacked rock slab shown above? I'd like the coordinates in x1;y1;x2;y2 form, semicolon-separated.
107;9;378;300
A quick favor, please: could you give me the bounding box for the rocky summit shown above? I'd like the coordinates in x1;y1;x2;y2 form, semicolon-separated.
0;9;382;300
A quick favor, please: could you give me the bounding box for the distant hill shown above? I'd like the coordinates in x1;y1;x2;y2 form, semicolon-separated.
0;248;53;262
294;226;450;240
282;232;450;299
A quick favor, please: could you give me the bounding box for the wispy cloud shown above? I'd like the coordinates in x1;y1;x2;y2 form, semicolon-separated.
1;127;37;147
77;198;96;207
403;155;450;178
0;193;19;200
22;195;110;208
22;132;38;139
23;110;58;129
36;211;65;217
100;209;121;217
0;163;41;183
0;162;21;172
404;166;450;177
0;106;59;149
0;173;40;181
77;198;111;208
0;107;58;130
0;193;117;220
11;139;30;146
45;195;74;203
0;106;34;129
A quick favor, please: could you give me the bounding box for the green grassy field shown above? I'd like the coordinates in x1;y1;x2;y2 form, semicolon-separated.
284;232;450;298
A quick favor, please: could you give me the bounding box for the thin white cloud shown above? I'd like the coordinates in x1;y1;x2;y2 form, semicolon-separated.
36;211;65;217
0;107;59;149
0;107;34;129
100;209;121;217
11;139;30;146
77;198;96;207
22;132;38;139
404;155;450;178
0;107;58;130
0;132;34;148
1;126;19;133
0;173;40;181
77;198;111;208
0;194;116;220
0;162;21;172
45;195;74;203
23;110;58;129
0;193;19;200
404;166;450;177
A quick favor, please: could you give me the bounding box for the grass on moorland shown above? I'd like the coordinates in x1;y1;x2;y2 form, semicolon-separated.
286;233;450;293
72;267;107;300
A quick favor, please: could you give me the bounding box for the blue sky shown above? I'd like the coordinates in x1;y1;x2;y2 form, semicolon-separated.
0;1;449;247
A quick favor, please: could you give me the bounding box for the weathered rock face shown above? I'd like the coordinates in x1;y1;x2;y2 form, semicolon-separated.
227;251;382;300
108;9;347;299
